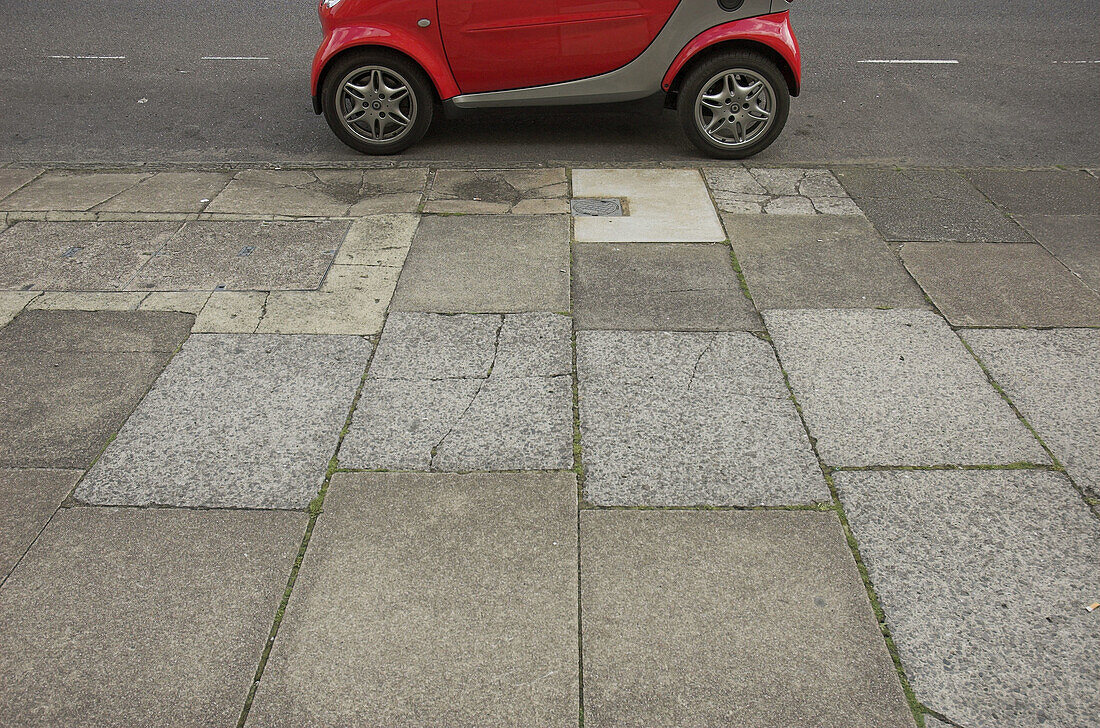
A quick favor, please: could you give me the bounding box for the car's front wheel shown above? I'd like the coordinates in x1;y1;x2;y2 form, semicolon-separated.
678;50;790;159
321;50;434;155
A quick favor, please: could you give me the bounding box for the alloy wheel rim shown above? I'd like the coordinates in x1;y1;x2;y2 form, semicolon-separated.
337;66;417;144
694;68;775;148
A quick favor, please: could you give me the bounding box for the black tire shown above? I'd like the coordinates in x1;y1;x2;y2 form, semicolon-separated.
321;49;434;155
677;50;790;159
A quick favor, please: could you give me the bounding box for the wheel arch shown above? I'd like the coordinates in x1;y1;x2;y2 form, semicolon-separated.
665;38;799;110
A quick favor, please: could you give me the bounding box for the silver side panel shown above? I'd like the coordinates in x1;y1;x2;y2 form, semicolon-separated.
448;0;774;109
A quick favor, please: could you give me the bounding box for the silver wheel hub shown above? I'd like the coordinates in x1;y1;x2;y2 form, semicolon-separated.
694;68;775;148
337;66;417;144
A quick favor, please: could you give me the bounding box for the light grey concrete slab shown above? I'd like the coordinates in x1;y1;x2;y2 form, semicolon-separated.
128;220;346;291
0;311;191;469
581;509;915;728
257;264;398;335
706;167;861;215
76;334;372;509
0;506;305;728
963;168;1100;216
369;312;501;379
835;470;1100;728
246;471;578;728
391;214;570;312
333;214;418;267
764;309;1048;466
576;330;827;505
922;717;956;728
0;169;40;200
1012;214;1100;293
901;242;1100;326
94;171;231;212
963;328;1100;493
493;311;573;377
0;292;38;328
0;171;149;211
207;168;428;216
571;243;762;331
425;168;568;214
0;468;80;581
724;214;928;310
0;221;177;291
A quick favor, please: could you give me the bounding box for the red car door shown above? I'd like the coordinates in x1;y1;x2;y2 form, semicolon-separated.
437;0;681;94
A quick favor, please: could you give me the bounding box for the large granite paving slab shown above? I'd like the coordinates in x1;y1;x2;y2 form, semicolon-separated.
835;470;1100;728
0;221;177;291
425;168;568;214
571;243;761;330
0;171;149;211
246;471;578;728
0;506;304;728
901;242;1100;326
964;328;1100;492
76;334;372;509
391;214;570;312
765;309;1047;466
342;312;573;471
963;168;1100;216
0;468;80;582
128;220;347;291
1013;213;1100;293
724;213;928;309
0;310;193;468
576;330;827;505
206;168;428;216
581;509;914;728
834;168;1031;242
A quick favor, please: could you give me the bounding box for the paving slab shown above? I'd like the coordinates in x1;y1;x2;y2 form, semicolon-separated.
581;509;915;728
724;214;928;309
129;219;346;291
0;169;40;200
1013;213;1100;293
573;168;726;242
576;330;827;505
834;168;1031;242
765;309;1048;466
706;167;862;215
391;214;570;312
963;168;1100;216
246;471;578;728
0;221;177;290
0;506;305;728
0;310;192;468
572;243;761;330
193;290;266;332
0;468;80;581
0;291;38;327
425;168;568;214
901;242;1100;326
835;470;1100;728
342;312;573;471
963;328;1100;492
94;171;231;212
76;334;372;508
206;168;427;216
257;264;398;335
0;171;149;211
25;291;147;310
333;214;418;266
136;290;211;313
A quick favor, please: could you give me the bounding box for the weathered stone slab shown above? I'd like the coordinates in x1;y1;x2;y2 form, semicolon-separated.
573;169;726;242
576;330;827;505
95;171;231;212
76;334;372;508
257;264;398;335
764;309;1048;466
0;169;40;200
835;470;1100;728
0;468;80;581
425;168;568;214
193;291;265;333
0;506;305;727
0;171;149;211
0;292;39;328
137;290;211;314
725;214;928;309
246;471;578;728
963;168;1100;216
963;328;1100;492
368;312;502;379
706;167;862;215
391;214;570;312
0;308;192;352
581;509;915;728
571;243;762;330
129;220;346;291
901;242;1100;326
207;168;427;216
1012;213;1100;293
333;214;418;266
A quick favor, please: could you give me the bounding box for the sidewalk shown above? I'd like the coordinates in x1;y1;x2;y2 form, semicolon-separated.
0;164;1097;727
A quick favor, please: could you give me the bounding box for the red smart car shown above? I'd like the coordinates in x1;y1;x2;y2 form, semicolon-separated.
312;0;800;158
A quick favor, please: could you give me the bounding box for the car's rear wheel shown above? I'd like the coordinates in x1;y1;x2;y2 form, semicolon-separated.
322;50;434;155
678;50;790;159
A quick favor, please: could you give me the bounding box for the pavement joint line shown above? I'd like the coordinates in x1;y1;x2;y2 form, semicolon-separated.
235;342;375;728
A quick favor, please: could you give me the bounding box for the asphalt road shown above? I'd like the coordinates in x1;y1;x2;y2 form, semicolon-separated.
1;0;1096;165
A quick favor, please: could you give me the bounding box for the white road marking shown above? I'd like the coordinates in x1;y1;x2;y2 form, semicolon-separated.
858;59;959;64
200;56;270;61
1053;60;1100;64
47;55;126;60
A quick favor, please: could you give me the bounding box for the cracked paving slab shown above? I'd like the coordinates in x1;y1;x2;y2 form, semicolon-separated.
835;469;1100;728
576;330;827;506
0;169;41;200
205;168;428;216
0;171;151;211
341;312;573;471
425;168;569;214
765;309;1049;467
705;167;863;215
76;334;373;509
